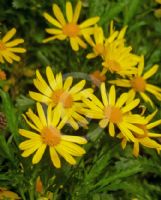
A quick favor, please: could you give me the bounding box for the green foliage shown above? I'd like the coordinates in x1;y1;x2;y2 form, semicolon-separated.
0;0;161;199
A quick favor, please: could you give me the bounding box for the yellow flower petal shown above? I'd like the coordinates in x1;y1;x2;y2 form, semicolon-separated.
19;139;41;150
26;108;44;130
99;118;108;128
32;143;47;164
69;80;85;94
8;47;26;53
46;66;57;90
109;85;116;106
43;12;62;28
50;147;61;168
45;28;63;35
2;28;16;43
52;4;66;25
73;1;82;23
37;103;47;127
66;1;73;23
61;135;87;144
5;39;24;47
70;37;79;51
63;76;73;91
122;99;140;113
21;143;42;157
60;140;86;156
139;92;154;107
22;114;40;132
109;122;115;137
100;83;108;106
29;92;52;104
143;64;159;80
19;129;40;139
79;17;100;29
115;93;128;108
147;120;161;129
55;145;76;165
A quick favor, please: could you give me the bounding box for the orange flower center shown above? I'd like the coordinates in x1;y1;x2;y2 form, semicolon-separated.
93;43;105;56
106;60;121;72
0;41;6;50
41;126;61;146
0;70;6;80
131;76;146;92
104;106;123;123
52;89;73;108
63;23;80;37
90;70;106;87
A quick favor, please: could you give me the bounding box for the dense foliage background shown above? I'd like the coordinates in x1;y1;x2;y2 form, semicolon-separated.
0;0;161;199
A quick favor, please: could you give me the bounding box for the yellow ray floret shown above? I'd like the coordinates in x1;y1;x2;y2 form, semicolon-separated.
29;66;93;130
118;110;161;157
19;103;87;168
82;83;146;142
43;1;100;51
0;28;26;64
109;56;161;107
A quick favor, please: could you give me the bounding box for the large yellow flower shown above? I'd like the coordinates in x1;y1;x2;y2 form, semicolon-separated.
29;66;93;130
118;110;161;157
83;83;146;142
109;56;161;107
0;28;26;64
43;1;100;51
19;103;87;168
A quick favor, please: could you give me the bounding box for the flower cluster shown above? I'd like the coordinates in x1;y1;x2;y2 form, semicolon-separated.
2;1;161;169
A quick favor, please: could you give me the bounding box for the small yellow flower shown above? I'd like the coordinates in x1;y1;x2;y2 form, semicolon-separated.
43;1;100;51
0;187;20;200
89;70;106;87
109;56;161;107
0;28;26;64
29;66;93;130
83;83;146;142
19;103;87;168
118;110;161;157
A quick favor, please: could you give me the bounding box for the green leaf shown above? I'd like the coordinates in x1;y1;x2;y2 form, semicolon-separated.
124;0;141;24
0;89;19;144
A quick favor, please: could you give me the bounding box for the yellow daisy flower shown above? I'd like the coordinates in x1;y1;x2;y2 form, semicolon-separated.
43;1;100;51
118;110;161;157
0;28;26;64
109;56;161;107
29;66;93;130
83;83;146;142
19;103;87;168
